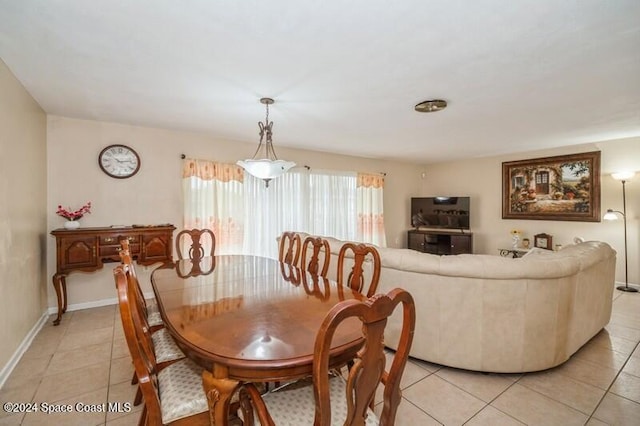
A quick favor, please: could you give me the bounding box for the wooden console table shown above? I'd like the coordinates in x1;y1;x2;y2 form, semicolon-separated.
50;224;175;325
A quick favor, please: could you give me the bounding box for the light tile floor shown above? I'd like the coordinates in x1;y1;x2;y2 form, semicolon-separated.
1;289;640;425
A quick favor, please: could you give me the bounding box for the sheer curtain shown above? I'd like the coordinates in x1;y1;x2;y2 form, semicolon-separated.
243;169;357;259
182;159;385;257
357;173;387;246
182;159;244;254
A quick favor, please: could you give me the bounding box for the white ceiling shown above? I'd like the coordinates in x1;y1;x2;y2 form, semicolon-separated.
1;0;639;164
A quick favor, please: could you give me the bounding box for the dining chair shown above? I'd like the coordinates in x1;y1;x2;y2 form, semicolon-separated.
119;239;163;330
175;228;215;261
336;242;382;298
278;232;301;266
244;288;416;425
300;236;331;278
115;259;186;406
115;265;251;425
113;265;210;425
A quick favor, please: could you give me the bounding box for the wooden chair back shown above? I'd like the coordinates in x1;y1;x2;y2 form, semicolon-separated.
246;288;416;426
113;265;163;424
120;239;150;318
300;236;331;278
176;228;216;261
119;239;137;278
278;232;301;266
336;243;381;298
314;288;415;425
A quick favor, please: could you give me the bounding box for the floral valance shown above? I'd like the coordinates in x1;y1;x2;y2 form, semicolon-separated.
357;172;384;189
182;159;244;183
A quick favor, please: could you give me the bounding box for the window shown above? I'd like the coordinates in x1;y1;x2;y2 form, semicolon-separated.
182;159;385;257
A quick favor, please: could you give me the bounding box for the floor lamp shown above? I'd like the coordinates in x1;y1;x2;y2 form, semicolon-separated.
604;171;637;292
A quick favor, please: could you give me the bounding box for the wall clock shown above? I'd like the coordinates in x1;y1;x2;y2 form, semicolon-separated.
98;144;141;178
534;233;553;250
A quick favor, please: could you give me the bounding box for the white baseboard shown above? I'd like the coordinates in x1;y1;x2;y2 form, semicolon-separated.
46;297;118;315
45;291;155;316
2;291;158;390
0;311;49;390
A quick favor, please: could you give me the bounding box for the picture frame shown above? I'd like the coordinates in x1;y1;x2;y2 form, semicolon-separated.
534;233;553;250
502;151;601;221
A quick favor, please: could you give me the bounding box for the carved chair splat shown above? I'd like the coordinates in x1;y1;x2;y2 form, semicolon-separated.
175;228;216;261
337;243;381;298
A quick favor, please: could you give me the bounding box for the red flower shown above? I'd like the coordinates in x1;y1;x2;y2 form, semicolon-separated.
56;202;92;221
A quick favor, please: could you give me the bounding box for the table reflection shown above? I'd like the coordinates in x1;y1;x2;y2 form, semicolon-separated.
151;255;363;364
175;256;216;278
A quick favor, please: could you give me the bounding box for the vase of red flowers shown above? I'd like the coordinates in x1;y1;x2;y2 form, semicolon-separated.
56;202;91;229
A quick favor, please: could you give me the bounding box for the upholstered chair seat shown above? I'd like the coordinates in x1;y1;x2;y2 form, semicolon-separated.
151;328;186;364
147;304;163;328
157;358;209;424
261;376;379;425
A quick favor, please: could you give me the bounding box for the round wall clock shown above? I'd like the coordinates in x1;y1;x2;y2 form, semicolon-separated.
98;144;141;178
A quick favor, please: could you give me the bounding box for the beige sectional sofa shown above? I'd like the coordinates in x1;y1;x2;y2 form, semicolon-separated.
296;233;616;373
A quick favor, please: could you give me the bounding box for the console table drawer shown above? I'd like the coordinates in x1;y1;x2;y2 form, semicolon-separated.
99;244;141;258
100;235;139;245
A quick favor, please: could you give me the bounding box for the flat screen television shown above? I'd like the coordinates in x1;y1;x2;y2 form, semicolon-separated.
411;196;470;230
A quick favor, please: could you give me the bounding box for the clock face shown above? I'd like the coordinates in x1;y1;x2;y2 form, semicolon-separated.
99;145;141;178
537;238;547;248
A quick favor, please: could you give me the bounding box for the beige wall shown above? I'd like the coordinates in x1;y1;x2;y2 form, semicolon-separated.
46;116;423;308
0;60;47;369
418;137;640;285
44;120;640;309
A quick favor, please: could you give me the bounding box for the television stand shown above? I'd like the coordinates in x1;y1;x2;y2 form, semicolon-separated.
408;229;473;255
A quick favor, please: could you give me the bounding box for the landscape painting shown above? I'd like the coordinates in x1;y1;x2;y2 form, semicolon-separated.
502;151;601;222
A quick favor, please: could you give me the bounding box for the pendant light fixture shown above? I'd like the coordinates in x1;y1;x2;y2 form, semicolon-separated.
237;97;296;187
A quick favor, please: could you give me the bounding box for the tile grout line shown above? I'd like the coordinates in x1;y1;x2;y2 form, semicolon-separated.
398;371;445;425
461;374;525;425
104;304;119;425
585;338;640;424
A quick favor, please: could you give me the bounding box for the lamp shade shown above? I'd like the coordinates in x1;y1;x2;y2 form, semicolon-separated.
611;171;635;181
603;209;620;221
236;159;296;180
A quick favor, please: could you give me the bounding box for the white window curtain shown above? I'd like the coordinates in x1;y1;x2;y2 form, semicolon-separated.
182;159;385;257
182;159;244;254
357;173;387;247
243;169;358;259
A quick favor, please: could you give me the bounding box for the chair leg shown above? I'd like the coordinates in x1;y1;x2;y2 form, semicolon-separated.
131;371;138;385
134;386;143;406
138;405;147;426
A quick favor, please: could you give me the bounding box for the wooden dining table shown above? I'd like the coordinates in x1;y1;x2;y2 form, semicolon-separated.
151;255;365;424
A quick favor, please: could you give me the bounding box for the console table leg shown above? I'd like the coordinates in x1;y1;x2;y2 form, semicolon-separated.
61;276;68;313
52;273;66;326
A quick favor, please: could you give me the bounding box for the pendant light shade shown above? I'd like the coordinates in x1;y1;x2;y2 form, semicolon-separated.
237;98;295;187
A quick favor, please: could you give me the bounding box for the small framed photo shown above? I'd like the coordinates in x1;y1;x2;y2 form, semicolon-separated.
534;233;553;250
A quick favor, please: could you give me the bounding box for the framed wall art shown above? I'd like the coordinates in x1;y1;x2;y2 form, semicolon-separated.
502;151;601;222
